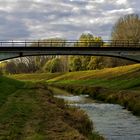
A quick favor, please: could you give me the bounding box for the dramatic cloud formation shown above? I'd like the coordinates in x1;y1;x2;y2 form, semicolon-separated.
0;0;139;40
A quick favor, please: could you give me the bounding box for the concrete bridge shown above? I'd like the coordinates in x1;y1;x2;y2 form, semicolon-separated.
0;40;140;62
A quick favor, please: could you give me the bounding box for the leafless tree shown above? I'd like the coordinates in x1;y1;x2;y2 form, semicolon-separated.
111;14;140;46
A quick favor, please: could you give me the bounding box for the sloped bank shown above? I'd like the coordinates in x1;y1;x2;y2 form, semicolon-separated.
0;76;103;140
49;83;140;116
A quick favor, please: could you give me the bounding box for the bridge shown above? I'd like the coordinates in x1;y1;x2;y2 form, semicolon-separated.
0;40;140;62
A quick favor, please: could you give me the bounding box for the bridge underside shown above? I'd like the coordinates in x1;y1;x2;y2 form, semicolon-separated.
0;53;140;63
0;47;140;62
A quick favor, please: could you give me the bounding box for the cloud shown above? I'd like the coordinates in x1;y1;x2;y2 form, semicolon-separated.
0;0;139;40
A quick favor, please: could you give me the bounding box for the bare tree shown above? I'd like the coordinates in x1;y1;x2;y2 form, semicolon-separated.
111;14;140;46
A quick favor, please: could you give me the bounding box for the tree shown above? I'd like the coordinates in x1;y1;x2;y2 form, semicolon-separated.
104;14;140;67
43;58;63;73
111;14;140;45
0;62;7;75
88;56;103;70
60;56;69;72
50;58;63;73
69;34;104;71
81;56;91;70
43;59;52;72
5;61;17;74
75;33;103;47
68;56;82;71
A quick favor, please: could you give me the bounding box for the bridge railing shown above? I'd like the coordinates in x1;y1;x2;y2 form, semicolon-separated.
0;40;140;47
110;40;140;47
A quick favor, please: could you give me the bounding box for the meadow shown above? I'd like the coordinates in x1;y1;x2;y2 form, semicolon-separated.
0;76;103;139
10;64;140;116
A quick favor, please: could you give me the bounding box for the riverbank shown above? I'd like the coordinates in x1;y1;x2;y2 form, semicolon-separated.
49;83;140;116
9;64;140;116
50;87;140;140
0;76;103;139
45;64;140;116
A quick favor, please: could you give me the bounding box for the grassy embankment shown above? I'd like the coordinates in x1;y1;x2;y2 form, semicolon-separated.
9;73;65;82
48;64;140;116
10;64;140;116
0;76;103;140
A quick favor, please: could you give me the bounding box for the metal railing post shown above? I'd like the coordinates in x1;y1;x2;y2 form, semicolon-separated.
38;41;39;47
114;40;116;47
25;40;26;47
12;40;14;47
51;41;52;47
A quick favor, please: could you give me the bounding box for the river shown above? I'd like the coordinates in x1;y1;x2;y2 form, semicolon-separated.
52;87;140;140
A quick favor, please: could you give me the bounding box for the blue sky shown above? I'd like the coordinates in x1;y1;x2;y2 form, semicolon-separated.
0;0;139;40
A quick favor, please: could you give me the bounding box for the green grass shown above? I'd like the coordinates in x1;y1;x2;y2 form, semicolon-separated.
46;64;140;116
9;64;140;90
0;76;25;106
47;64;140;90
9;64;140;116
48;64;140;80
8;64;140;117
0;76;103;139
53;78;140;90
9;72;64;82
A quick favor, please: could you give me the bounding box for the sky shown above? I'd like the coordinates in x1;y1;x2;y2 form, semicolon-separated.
0;0;139;40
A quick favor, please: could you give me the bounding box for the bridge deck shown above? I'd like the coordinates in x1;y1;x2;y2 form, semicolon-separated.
0;47;140;52
0;40;140;62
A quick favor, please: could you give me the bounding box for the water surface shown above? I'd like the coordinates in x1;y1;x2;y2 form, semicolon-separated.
54;92;140;140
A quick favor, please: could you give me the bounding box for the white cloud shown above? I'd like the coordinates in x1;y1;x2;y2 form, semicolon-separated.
105;8;134;15
85;5;95;10
116;0;128;5
72;7;80;13
0;0;138;40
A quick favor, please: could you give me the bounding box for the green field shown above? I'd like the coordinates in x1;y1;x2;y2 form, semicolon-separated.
47;64;140;90
9;72;64;82
9;64;140;116
0;76;103;140
10;64;140;90
48;64;140;116
3;64;140;139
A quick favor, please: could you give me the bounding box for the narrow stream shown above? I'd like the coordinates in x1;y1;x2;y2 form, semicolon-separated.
53;88;140;140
